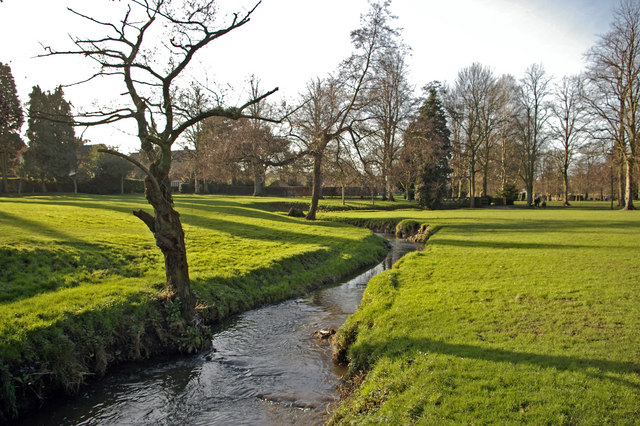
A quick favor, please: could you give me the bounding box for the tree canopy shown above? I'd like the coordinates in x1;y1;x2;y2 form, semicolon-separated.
23;86;76;192
0;63;25;192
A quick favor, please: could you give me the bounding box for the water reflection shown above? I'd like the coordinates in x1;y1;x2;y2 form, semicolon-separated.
21;236;419;426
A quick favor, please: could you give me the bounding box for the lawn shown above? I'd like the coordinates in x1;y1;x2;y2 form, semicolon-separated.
325;205;640;424
0;194;388;420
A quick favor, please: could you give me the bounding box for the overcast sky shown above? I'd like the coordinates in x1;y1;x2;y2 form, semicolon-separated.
0;0;618;153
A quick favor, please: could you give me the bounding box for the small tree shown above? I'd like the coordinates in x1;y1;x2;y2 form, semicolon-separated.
95;148;135;194
0;63;24;193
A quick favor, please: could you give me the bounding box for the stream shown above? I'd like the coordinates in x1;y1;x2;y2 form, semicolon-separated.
21;236;419;426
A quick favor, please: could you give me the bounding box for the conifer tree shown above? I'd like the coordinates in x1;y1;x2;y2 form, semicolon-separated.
0;63;25;193
404;84;452;209
24;86;76;192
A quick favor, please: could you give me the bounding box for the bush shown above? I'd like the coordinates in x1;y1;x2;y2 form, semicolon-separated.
179;183;194;193
78;176;144;194
395;219;420;238
123;179;145;193
495;183;519;205
287;207;305;217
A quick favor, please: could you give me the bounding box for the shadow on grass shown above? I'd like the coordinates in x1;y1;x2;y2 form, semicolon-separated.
0;210;83;243
0;242;151;305
358;337;640;390
430;238;604;250
441;217;637;234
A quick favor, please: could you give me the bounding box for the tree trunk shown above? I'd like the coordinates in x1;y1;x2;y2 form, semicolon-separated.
18;178;22;195
618;162;626;207
482;161;488;198
41;175;47;193
470;167;476;208
252;169;263;196
341;183;345;206
385;175;395;202
562;169;570;206
73;176;78;194
306;153;323;220
121;175;125;194
136;172;196;322
623;157;636;210
1;152;8;193
194;167;199;194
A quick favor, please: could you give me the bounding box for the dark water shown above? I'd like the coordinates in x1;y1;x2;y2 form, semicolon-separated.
21;236;418;426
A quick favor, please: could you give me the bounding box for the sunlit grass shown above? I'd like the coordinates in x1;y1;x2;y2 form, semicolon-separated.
0;194;387;418
327;207;640;424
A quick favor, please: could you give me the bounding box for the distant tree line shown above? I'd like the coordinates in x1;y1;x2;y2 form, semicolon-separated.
3;1;640;210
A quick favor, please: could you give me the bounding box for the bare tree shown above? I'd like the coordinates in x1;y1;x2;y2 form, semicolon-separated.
516;63;552;206
366;45;414;201
44;0;279;322
289;1;395;220
235;79;295;196
550;75;588;206
494;74;522;200
325;137;360;205
446;63;497;207
585;0;640;210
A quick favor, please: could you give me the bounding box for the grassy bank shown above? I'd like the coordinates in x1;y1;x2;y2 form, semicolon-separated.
326;206;640;424
0;194;387;420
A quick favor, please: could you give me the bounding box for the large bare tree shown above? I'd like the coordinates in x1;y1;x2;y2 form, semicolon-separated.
44;0;278;321
494;74;522;200
446;63;497;207
585;0;640;210
366;45;414;201
517;63;552;207
289;1;395;220
550;75;588;206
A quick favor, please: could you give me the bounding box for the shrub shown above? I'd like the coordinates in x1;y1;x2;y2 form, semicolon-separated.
495;183;519;205
395;219;420;238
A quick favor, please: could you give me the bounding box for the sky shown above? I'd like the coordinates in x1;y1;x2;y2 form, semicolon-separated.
0;0;618;153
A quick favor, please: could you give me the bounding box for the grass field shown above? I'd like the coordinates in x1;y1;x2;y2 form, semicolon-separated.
3;194;638;423
325;205;640;424
0;194;389;419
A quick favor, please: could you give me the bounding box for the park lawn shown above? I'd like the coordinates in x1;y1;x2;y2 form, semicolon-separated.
0;194;387;419
325;206;640;424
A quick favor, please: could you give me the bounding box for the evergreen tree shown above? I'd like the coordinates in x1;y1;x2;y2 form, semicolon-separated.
404;83;452;209
23;86;76;192
0;63;25;193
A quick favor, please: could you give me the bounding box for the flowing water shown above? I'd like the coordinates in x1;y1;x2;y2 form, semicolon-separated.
21;236;419;426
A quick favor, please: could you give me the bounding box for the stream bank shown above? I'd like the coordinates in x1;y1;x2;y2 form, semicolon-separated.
19;236;419;425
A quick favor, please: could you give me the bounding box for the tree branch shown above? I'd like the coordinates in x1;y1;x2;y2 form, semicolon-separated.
133;209;156;232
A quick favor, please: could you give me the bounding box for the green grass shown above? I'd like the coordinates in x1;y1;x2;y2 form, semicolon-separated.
0;194;387;420
325;206;640;424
